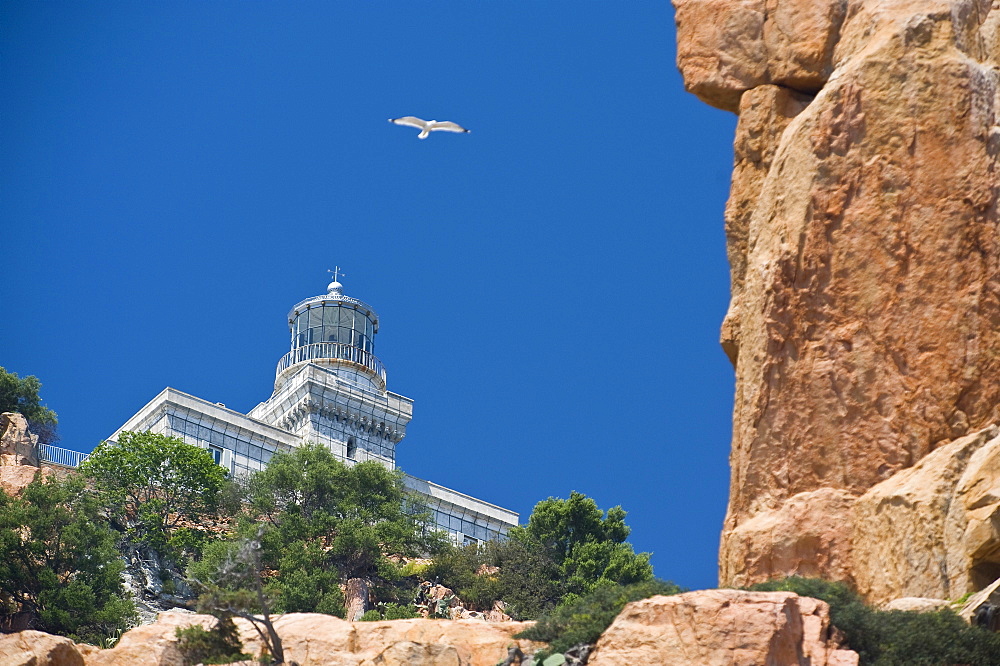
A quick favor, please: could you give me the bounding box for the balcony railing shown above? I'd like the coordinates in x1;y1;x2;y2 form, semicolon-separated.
38;444;90;469
276;342;386;386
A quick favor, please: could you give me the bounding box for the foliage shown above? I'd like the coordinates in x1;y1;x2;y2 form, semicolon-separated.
175;619;250;666
749;577;1000;665
515;491;653;599
359;603;418;621
517;579;684;657
242;444;442;613
423;493;653;620
0;474;137;644
0;366;58;443
80;431;227;555
191;531;286;666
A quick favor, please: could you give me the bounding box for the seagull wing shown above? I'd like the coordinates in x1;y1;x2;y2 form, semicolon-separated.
389;116;430;130
429;121;470;134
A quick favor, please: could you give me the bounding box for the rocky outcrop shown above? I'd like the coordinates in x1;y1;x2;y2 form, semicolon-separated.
1;413;39;467
13;611;541;666
852;425;1000;604
0;412;46;496
84;611;212;666
673;0;1000;590
246;614;539;666
0;630;90;666
588;590;858;665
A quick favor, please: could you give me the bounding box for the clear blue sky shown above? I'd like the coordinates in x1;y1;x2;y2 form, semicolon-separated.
2;2;737;590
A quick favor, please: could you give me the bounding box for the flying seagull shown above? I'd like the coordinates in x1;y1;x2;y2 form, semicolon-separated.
389;116;470;139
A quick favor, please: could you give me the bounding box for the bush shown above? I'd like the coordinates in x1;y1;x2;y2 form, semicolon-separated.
175;619;250;666
517;579;683;656
359;602;418;621
749;577;1000;665
0;474;137;644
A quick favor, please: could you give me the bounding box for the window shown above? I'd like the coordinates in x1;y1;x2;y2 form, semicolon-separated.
209;445;223;465
347;437;357;460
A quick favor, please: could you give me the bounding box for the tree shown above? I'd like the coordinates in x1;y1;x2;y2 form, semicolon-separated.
80;431;227;554
510;491;653;606
190;531;287;665
424;492;654;620
0;474;137;644
0;367;58;443
243;444;442;615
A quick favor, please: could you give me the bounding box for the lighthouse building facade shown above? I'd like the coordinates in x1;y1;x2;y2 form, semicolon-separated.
111;279;517;544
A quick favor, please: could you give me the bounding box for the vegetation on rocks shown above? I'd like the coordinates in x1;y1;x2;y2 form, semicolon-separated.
426;491;654;619
175;618;250;666
516;578;683;657
0;474;136;644
81;431;228;558
750;577;1000;666
0;366;58;444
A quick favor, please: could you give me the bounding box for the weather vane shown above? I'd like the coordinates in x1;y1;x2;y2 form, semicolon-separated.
328;266;345;283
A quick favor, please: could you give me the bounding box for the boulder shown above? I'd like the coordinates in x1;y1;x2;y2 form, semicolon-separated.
675;0;1000;591
0;412;39;467
721;487;856;589
235;614;541;666
84;610;214;666
0;630;86;666
588;589;858;665
852;425;1000;604
882;597;951;613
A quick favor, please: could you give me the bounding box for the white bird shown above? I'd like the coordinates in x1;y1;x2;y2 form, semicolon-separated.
389;116;470;139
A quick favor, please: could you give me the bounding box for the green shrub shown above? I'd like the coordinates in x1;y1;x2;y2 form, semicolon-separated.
359;602;419;621
175;619;250;666
382;602;418;620
749;577;1000;665
517;579;683;656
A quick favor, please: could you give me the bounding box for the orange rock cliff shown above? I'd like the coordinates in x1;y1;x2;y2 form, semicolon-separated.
673;0;1000;598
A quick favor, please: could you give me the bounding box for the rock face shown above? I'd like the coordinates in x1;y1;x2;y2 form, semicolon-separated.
674;0;1000;590
588;590;858;666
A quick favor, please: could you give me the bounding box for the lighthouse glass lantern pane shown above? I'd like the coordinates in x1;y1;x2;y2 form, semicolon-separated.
353;314;366;348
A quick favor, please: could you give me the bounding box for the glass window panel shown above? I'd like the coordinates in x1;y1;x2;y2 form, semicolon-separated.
354;314;366;335
339;308;353;329
339;326;353;346
366;317;374;341
323;305;339;327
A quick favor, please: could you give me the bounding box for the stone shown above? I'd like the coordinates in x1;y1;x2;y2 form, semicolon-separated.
674;0;1000;590
1;464;43;496
587;590;858;666
0;630;85;666
345;576;371;621
958;576;1000;626
235;613;542;666
84;610;214;666
1;412;39;467
852;425;1000;604
882;597;951;612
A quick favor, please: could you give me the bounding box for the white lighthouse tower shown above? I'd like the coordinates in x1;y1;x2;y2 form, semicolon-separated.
248;271;412;468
